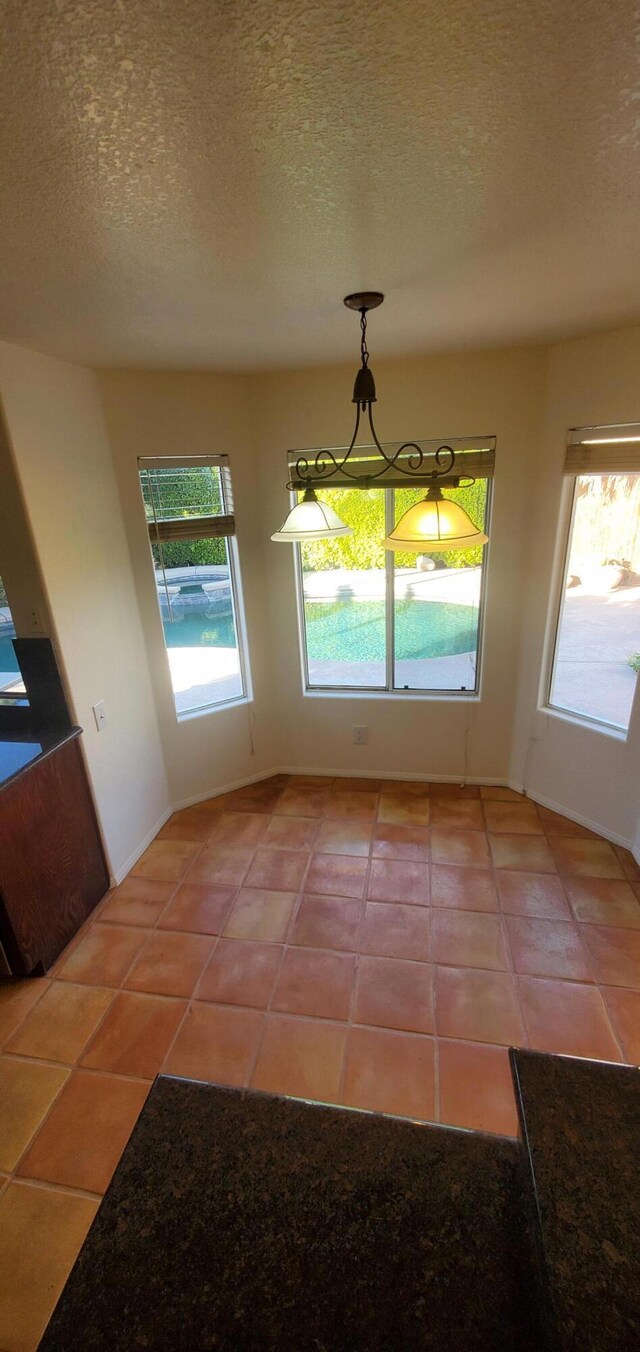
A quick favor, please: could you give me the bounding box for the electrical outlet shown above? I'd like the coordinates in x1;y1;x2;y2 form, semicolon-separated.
353;725;368;745
93;701;108;732
29;607;44;633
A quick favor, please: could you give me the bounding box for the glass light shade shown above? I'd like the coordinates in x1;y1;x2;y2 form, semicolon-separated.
384;492;488;552
271;489;353;542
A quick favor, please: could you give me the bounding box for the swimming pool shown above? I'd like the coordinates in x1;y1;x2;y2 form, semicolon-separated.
305;599;477;661
162;599;477;662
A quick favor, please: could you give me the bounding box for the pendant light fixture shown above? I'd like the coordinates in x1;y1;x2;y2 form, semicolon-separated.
271;292;490;552
270;485;353;541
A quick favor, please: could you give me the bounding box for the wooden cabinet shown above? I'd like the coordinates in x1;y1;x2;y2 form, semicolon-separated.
0;732;109;975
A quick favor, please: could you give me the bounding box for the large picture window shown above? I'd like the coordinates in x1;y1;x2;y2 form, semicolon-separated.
549;471;640;731
139;457;249;717
297;481;490;693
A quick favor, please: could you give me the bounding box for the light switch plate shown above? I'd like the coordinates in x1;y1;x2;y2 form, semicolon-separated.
93;701;108;732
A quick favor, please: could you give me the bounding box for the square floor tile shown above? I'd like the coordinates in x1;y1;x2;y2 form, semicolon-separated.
581;925;640;988
17;1070;148;1193
328;790;378;820
0;1181;98;1352
430;783;480;799
56;925;150;988
496;871;570;920
98;878;175;927
489;834;556;873
157;883;237;935
479;786;525;802
0;1057;68;1171
164;1003;264;1085
341;1026;435;1121
438;1040;519;1136
305;853;368;899
483;801;543;835
197;939;282;1008
436;967;523;1045
537;807;597;838
359;902;430;961
0;978;49;1046
367;858;429;906
185;844;254;887
275;786;330;818
334;777;383;793
377;793;429;827
371;823;430;862
517;977;622;1060
156;809;218;844
550;837;625;879
315;819;372;857
6;984;114;1064
131;839;200;882
207;812;269;847
601;986;640;1062
563;878;640;928
251;1015;345;1102
80;991;187;1078
380;780;430;797
429;799;486;831
244;847;309;892
430;864;498;912
505;916;593;980
289;894;362;952
354;956;434;1034
223;888;297;942
430;830;491;868
272;948;355;1021
263;816;319;851
431;910;508;970
124;932;213;997
613;845;640;884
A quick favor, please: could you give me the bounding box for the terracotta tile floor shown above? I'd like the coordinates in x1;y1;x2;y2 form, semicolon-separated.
1;772;640;1350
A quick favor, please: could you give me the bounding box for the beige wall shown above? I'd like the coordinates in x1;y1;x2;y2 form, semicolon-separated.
97;371;281;806
254;347;547;782
511;326;640;845
0;343;170;881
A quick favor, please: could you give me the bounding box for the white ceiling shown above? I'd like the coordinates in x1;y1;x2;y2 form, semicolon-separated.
1;0;639;370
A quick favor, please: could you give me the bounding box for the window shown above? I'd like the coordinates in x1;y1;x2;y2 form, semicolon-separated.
297;481;490;693
549;471;640;731
138;457;249;717
0;574;24;700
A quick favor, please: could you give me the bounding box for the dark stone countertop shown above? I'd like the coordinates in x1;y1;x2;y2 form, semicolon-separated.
40;1076;542;1351
0;726;81;793
511;1049;640;1352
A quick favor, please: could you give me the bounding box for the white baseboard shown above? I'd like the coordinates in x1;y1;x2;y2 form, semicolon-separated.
508;781;634;852
110;806;173;886
124;768;636;878
172;765;512;815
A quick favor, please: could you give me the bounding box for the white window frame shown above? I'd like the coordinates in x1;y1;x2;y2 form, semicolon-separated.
138;456;251;721
546;455;640;737
294;482;491;699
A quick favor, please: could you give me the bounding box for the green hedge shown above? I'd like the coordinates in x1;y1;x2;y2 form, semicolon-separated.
301;481;488;572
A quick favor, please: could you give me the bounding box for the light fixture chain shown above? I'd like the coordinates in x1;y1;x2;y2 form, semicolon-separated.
360;308;369;367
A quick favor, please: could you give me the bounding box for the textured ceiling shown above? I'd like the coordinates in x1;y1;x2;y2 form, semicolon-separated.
1;0;639;369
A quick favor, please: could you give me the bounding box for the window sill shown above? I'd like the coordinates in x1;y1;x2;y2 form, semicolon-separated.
303;688;481;703
176;695;251;724
544;703;629;742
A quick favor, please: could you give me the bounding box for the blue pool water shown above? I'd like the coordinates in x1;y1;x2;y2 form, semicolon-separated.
162;600;477;662
0;634;19;675
306;599;477;661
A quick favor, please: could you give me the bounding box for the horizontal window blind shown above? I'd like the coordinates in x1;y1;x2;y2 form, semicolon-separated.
138;455;235;540
287;436;496;489
565;425;640;475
